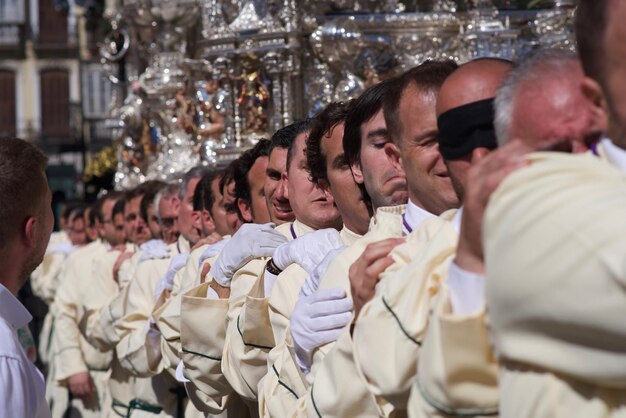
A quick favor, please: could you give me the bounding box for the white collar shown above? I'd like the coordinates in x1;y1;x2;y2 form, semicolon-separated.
600;137;626;174
0;283;31;330
403;199;435;234
451;207;463;235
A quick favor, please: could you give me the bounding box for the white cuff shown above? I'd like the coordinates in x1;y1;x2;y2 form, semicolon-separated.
146;324;162;370
264;270;279;297
447;260;486;316
175;361;190;383
206;287;219;300
293;344;312;375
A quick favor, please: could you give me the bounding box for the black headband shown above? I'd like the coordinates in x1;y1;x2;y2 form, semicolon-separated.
437;98;498;160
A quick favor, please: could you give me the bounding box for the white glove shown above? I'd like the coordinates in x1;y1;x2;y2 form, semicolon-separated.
299;245;347;298
273;228;343;273
198;237;231;267
139;239;170;263
154;252;189;300
290;287;353;374
47;242;76;257
210;223;288;287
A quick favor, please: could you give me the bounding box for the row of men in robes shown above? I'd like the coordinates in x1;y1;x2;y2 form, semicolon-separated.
32;2;626;416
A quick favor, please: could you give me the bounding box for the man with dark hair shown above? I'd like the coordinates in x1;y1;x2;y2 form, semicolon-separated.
263;123;300;224
343;80;408;211
110;197;127;246
306;101;370;237
286;61;459;418
207;172;232;237
67;205;89;247
234;139;271;224
154;183;180;245
192;171;220;240
139;181;167;241
0;138;53;418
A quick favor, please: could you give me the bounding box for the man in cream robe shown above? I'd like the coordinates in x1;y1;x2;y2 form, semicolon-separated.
409;51;605;417
468;8;626;415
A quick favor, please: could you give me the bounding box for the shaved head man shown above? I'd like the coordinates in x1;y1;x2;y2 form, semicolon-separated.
436;58;512;201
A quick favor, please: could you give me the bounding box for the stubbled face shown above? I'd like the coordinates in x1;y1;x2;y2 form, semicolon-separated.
288;132;342;230
352;109;408;211
397;86;458;214
179;177;201;245
125;195;151;245
265;147;294;224
209;176;232;236
158;195;179;244
321;122;370;235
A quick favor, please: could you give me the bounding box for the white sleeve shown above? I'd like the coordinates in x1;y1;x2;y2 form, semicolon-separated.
0;356;49;418
447;260;486;315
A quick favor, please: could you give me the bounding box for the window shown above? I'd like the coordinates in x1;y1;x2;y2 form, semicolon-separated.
38;0;67;44
82;62;113;119
0;69;15;137
40;68;70;139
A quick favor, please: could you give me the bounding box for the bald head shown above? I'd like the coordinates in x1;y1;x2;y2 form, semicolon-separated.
436;58;513;116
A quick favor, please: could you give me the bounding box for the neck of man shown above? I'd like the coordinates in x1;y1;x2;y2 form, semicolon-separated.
0;247;27;295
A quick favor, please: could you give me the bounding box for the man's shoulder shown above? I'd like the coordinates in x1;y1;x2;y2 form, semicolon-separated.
0;319;24;361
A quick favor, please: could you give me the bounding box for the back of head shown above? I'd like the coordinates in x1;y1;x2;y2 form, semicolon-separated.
306;101;351;184
0;138;48;249
343;79;392;167
495;49;583;145
575;0;610;84
384;60;458;145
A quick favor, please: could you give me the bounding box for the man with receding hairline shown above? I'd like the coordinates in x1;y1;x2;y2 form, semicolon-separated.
0;138;53;418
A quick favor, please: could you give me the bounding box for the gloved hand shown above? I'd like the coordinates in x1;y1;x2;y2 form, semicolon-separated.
273;228;343;273
290;287;353;374
139;239;170;263
154;252;189;300
210;223;288;287
299;245;347;298
48;242;77;257
198;237;231;267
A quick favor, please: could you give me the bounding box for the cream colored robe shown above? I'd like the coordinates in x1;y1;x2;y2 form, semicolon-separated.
53;240;112;418
261;206;406;418
483;152;626;418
